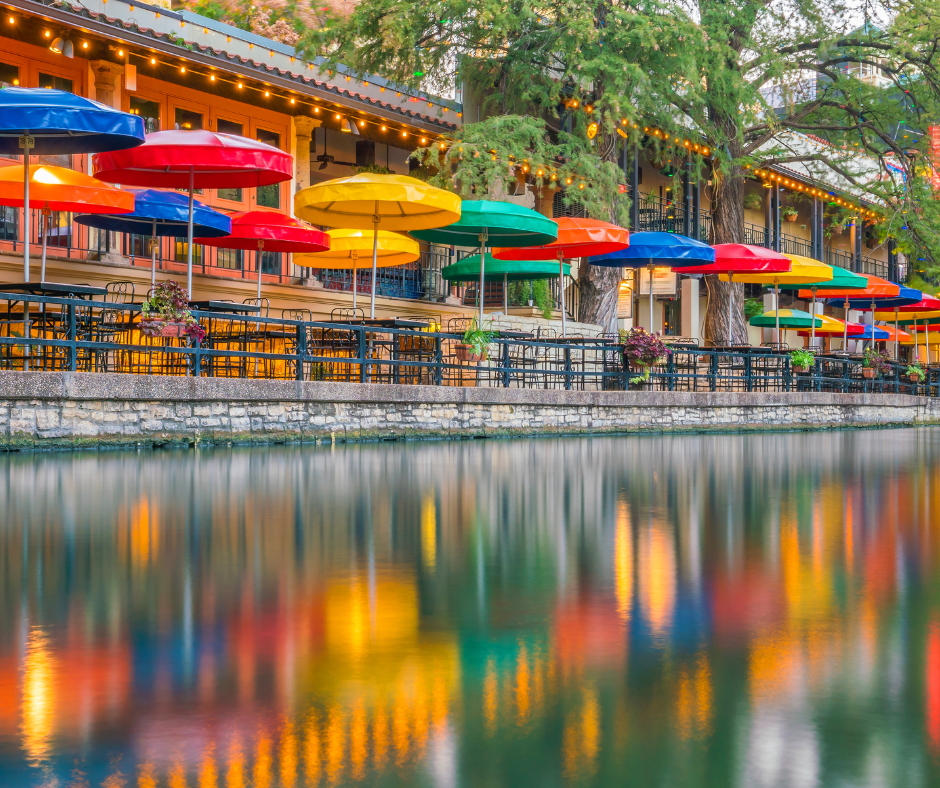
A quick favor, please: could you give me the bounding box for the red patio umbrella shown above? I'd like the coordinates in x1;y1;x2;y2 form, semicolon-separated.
93;130;293;296
195;210;330;303
492;217;629;336
680;244;791;343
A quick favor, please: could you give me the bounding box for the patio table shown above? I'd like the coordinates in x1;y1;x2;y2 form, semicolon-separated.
0;282;107;299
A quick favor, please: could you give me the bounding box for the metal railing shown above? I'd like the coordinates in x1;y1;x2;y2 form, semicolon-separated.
0;292;933;396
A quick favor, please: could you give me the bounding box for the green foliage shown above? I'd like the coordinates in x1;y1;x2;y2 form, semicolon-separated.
863;346;892;376
461;319;496;357
907;363;926;382
744;298;765;320
743;193;763;211
790;348;815;370
781;206;799;219
508;279;553;319
353;163;392;176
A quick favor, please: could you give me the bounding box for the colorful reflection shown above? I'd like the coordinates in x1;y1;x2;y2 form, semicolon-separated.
0;430;939;786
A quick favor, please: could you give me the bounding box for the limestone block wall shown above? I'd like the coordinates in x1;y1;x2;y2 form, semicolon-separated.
1;372;938;451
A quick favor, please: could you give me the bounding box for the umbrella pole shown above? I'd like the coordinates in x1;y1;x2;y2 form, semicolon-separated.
370;212;379;320
727;272;733;345
21;148;29;370
40;207;49;283
915;318;919;364
811;288;817;349
775;282;780;345
256;240;265;331
843;298;849;353
351;251;357;312
503;272;508;315
559;251;567;338
479;232;487;326
151;218;158;290
186;166;195;298
895;308;899;362
648;264;655;335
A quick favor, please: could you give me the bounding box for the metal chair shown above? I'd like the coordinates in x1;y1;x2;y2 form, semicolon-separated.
104;281;135;304
332;307;365;323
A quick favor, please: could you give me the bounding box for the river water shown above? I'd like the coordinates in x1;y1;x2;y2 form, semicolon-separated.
1;430;939;787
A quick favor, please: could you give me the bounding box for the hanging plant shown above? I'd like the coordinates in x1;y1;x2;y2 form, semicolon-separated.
139;281;206;342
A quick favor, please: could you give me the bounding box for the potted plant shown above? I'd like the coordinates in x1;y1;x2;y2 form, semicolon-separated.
456;319;495;362
139;281;206;342
621;327;672;388
862;346;891;379
744;298;765;321
781;206;799;223
790;348;815;374
906;363;926;383
743;192;763;211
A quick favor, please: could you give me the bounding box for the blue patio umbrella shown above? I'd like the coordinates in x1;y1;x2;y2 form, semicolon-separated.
588;232;715;334
75;190;232;288
853;324;890;341
0;88;145;281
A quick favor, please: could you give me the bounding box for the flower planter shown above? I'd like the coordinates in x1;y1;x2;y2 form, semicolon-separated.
783;214;798;223
909;373;924;383
158;322;189;338
455;343;485;363
862;367;877;379
792;364;811;374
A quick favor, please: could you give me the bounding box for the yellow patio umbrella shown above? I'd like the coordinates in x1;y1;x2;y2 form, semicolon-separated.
294;174;460;317
720;254;832;343
294;228;420;312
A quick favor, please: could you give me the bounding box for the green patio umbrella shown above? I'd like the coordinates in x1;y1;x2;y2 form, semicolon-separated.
411;201;558;324
750;308;823;330
441;253;571;314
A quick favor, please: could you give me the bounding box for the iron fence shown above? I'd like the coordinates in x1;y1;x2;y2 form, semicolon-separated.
0;292;933;397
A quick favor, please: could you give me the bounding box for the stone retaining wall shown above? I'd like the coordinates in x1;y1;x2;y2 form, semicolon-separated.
1;371;938;450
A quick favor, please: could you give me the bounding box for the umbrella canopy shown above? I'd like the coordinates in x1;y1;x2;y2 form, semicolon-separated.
778;265;867;291
295;229;419;269
0;164;134;213
852;324;891;341
0;87;145;155
797;315;865;337
873;294;940;321
873;324;913;342
294;173;460;317
295;228;419;311
410;200;558;323
74;189;230;237
749;308;822;329
94;130;294;296
679;244;791;275
719;254;831;286
410;200;557;247
294;173;460;232
838;284;922;311
0;164;135;282
0;88;145;282
492;217;629;335
798;274;899;300
196;210;330;301
442;253;571;282
93;130;293;189
76;188;232;289
900;325;940;344
492;217;629;261
586;231;715;268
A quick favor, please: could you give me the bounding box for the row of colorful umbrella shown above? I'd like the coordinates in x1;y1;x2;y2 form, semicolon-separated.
1;87;933;348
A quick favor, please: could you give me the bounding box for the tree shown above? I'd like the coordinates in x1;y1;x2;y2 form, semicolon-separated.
308;0;940;340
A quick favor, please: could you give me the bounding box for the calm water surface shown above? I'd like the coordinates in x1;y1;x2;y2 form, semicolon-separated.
2;431;940;787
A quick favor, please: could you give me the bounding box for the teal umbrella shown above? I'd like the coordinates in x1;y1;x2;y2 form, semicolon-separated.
749;308;823;330
442;253;571;313
411;200;557;323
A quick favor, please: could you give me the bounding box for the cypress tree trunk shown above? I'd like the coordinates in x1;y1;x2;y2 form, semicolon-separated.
703;123;749;345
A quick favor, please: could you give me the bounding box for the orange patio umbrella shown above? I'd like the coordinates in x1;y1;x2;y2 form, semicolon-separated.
0;164;134;281
492;217;629;336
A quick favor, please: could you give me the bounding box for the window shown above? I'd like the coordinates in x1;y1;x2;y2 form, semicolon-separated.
0;62;19;88
174;241;204;266
174;107;203;131
255;129;281;208
129;97;161;134
0;206;17;241
217;248;243;270
260;250;280;275
38;73;72;92
216;120;244;202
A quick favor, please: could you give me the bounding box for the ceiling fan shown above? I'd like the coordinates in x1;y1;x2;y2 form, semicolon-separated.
315;133;356;170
